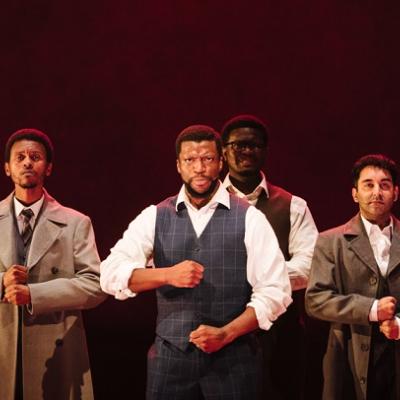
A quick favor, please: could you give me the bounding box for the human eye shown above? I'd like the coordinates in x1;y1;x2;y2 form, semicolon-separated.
31;153;43;162
184;158;193;165
361;182;373;190
203;156;215;164
16;154;25;162
380;181;392;191
233;142;246;151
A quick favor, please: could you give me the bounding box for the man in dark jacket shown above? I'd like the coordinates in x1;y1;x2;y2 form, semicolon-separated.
306;154;400;400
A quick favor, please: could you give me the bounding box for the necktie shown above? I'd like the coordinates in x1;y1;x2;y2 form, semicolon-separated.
21;208;34;245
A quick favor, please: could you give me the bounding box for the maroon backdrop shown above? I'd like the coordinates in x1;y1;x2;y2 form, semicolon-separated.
1;1;400;398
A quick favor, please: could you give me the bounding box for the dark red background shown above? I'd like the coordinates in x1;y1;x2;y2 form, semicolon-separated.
1;1;400;398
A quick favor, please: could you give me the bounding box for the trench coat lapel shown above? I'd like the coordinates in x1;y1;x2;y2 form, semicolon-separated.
0;193;17;269
387;217;400;276
344;214;380;275
26;191;67;269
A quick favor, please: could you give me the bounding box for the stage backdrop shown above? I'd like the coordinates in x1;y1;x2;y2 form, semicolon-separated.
1;1;400;398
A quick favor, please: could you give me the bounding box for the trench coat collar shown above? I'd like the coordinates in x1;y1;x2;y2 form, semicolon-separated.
388;217;400;276
27;189;68;269
343;213;379;275
0;192;17;269
343;213;400;277
0;190;68;270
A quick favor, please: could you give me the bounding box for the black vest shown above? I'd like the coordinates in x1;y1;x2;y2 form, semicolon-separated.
254;183;292;260
371;270;395;365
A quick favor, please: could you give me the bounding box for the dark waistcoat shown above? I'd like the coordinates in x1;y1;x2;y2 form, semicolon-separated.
153;194;250;351
255;183;292;260
370;270;395;365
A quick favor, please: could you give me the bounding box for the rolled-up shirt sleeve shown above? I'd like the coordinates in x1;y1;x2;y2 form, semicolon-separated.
100;205;156;299
245;206;292;330
287;196;318;291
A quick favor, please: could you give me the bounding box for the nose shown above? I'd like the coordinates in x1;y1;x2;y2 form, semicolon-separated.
241;146;254;154
193;158;206;172
372;184;383;197
23;156;33;169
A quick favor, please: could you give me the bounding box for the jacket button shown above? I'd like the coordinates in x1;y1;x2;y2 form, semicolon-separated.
361;344;369;352
55;339;63;347
51;267;59;274
369;276;377;285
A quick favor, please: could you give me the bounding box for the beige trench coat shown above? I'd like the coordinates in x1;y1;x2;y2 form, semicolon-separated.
0;191;106;400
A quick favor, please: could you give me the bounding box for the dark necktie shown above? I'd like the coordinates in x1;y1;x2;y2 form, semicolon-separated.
21;208;34;245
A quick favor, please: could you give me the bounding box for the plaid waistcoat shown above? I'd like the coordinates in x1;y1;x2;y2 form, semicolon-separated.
154;194;251;351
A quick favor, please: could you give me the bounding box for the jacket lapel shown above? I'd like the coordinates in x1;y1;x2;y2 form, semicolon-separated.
26;191;67;269
0;193;18;269
345;214;380;275
387;217;400;276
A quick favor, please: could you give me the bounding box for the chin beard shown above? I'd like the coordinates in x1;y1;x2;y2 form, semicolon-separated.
237;168;259;177
185;178;219;199
20;181;38;189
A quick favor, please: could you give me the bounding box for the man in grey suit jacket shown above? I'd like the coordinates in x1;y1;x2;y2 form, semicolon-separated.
306;154;400;400
0;129;106;400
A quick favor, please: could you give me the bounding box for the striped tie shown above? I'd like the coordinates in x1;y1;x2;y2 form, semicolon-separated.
21;208;34;245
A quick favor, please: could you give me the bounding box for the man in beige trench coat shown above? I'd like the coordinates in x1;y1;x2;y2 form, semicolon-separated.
0;128;106;400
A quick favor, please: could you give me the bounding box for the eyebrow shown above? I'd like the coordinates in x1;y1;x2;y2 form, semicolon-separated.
360;178;393;184
15;150;43;154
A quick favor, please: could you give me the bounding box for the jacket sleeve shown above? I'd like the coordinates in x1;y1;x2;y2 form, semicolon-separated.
0;272;5;300
28;215;107;315
305;233;374;326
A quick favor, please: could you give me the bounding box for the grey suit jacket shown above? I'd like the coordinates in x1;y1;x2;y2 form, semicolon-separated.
305;213;400;400
0;190;107;400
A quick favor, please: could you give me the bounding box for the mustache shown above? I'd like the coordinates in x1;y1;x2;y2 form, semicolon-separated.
189;175;212;182
184;177;219;199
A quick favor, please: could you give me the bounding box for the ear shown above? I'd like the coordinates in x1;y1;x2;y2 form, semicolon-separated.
4;163;10;177
352;187;359;203
218;156;223;172
222;146;228;161
176;159;181;174
45;162;53;177
394;185;399;202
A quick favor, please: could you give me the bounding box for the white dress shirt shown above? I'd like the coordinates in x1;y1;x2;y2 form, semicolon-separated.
13;195;44;313
223;172;318;291
14;195;44;233
100;182;292;331
362;217;399;328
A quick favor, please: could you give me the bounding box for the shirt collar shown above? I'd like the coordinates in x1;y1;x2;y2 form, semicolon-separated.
222;171;269;200
361;215;393;239
176;180;230;212
14;194;44;219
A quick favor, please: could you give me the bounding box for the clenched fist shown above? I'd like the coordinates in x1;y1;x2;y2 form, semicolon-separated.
3;265;28;287
166;260;204;288
377;296;397;322
380;319;399;340
189;324;228;353
4;284;31;305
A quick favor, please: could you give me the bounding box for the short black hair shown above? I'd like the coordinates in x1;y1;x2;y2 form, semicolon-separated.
221;114;269;146
352;154;398;188
5;128;54;163
175;125;222;157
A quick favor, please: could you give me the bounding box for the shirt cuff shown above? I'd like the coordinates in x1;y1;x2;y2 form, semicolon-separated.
369;300;379;322
395;317;400;340
248;293;292;331
107;262;139;300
